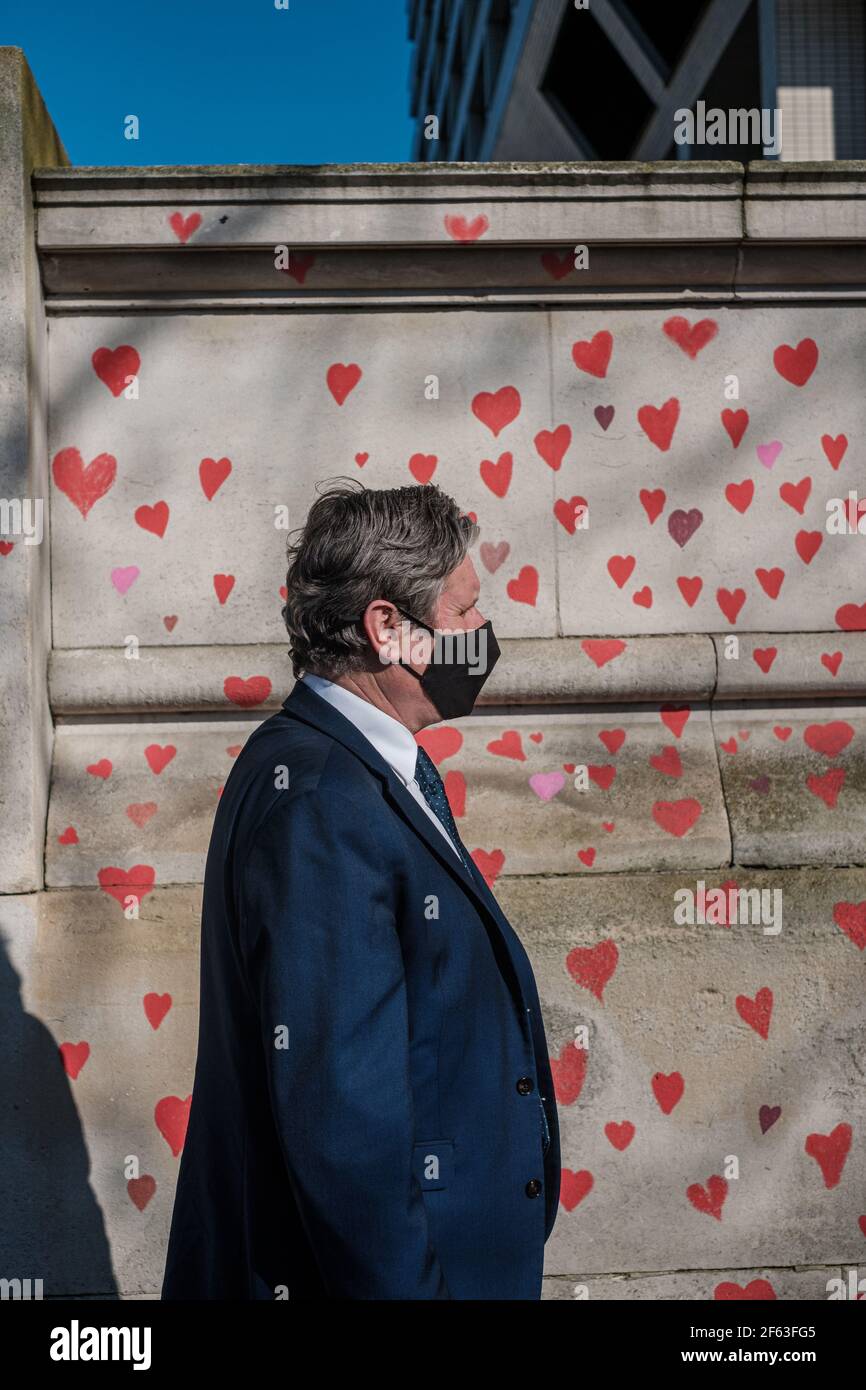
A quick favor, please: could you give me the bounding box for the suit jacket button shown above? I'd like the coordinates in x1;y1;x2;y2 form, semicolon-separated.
525;1178;543;1197
516;1076;534;1094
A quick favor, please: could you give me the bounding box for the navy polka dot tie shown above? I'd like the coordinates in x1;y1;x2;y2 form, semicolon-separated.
414;746;473;871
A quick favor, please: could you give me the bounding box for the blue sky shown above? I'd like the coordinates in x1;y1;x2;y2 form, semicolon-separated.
2;0;416;166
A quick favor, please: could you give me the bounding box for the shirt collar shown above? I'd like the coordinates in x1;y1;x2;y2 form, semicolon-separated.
300;673;419;786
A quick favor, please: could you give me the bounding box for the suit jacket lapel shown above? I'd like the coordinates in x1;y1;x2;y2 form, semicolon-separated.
282;683;486;903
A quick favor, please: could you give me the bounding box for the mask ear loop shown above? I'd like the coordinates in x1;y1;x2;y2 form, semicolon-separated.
390;605;437;678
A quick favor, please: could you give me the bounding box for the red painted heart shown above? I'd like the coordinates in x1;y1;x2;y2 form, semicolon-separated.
92;345;140;397
52;448;117;518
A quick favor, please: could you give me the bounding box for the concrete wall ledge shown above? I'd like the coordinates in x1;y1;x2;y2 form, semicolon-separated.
49;635;866;715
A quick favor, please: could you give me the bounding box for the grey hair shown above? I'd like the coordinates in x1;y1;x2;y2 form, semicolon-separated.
281;477;480;679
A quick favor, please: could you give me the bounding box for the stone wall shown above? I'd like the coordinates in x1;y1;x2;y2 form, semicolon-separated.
1;48;864;1300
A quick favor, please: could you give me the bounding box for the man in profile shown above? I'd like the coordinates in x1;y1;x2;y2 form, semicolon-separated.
162;480;560;1300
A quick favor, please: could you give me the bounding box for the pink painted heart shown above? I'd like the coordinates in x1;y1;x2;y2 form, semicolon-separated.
757;440;782;469
111;566;139;595
529;772;565;802
126;802;157;827
480;540;509;573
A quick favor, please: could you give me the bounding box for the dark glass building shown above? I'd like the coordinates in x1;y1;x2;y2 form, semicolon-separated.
407;0;866;161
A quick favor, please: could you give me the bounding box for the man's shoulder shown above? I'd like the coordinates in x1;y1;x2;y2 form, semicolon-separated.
227;706;388;830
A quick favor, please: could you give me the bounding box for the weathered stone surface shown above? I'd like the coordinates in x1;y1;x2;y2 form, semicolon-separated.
498;870;866;1277
49;637;718;712
10;872;864;1296
713;705;866;865
0;49;67;891
45;705;731;886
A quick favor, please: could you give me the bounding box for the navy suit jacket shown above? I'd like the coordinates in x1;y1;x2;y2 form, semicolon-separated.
161;680;561;1300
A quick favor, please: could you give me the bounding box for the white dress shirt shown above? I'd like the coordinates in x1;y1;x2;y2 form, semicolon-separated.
300;672;463;862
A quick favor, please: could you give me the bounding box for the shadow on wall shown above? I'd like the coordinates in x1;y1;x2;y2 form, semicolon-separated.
0;935;118;1299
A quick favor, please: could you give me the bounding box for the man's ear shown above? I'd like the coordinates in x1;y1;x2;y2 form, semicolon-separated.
363;599;402;666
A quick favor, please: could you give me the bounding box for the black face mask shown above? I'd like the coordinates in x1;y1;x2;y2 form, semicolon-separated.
390;605;501;720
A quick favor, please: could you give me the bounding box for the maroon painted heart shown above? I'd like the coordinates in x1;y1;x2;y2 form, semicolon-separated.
667;508;703;548
594;404;614;431
759;1104;781;1134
